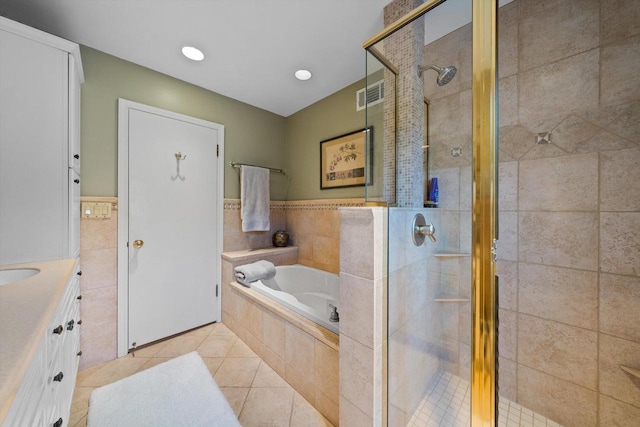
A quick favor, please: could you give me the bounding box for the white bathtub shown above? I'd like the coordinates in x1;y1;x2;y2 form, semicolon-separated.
252;264;340;334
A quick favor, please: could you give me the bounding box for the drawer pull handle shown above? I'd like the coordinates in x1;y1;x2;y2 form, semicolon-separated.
53;418;63;427
77;295;82;300
74;154;80;159
77;350;83;356
77;319;82;325
74;179;80;184
52;325;63;335
53;372;64;382
67;320;75;331
77;270;82;276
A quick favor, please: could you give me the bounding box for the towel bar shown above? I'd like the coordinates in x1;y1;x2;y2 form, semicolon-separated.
230;161;285;175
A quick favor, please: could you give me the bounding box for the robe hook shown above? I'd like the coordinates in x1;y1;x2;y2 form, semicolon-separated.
175;152;187;160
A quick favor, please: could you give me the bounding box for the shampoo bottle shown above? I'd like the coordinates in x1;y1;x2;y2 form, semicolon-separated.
430;177;439;206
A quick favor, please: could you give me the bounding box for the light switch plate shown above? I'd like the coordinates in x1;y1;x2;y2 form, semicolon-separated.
82;202;111;218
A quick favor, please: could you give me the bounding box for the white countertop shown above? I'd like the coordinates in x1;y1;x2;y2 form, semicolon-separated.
0;259;76;422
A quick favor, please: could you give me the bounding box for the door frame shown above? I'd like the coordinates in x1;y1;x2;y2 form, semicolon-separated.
116;99;225;357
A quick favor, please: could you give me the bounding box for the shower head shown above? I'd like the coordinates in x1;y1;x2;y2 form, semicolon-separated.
418;64;457;86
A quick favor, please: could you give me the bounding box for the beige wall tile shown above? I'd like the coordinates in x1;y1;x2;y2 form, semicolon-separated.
262;309;286;359
499;357;517;401
340;210;377;279
601;0;640;44
315;340;339;404
339;334;374;417
498;1;518;78
313;235;339;269
578;128;637;153
499;309;517;361
314;391;338;426
498;162;518;211
79;248;116;290
519;49;599;125
518;314;597;389
423;30;462;101
519;153;598;211
499;75;518;127
601;148;640;212
600;273;640;342
608;101;640;143
497;211;518;261
518;0;599;71
601;36;640;106
600;213;640;276
519;263;598;329
499;125;535;162
285;363;316;406
80;214;117;250
519;211;598;270
517;364;597;427
433;167;460;210
315;210;340;239
600;395;640;427
79;285;117;370
340;395;372;427
245;300;263;339
599;333;640;408
285;322;315;382
223;209;242;237
497;260;517;311
340;273;376;348
552;115;601;154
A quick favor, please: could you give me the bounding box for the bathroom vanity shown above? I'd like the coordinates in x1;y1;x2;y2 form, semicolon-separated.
0;260;81;427
0;16;84;427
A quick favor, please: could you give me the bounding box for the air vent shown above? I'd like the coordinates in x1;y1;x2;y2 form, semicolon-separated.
356;79;384;111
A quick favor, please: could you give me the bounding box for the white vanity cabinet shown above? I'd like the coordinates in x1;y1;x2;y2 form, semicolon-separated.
1;261;82;427
0;16;83;266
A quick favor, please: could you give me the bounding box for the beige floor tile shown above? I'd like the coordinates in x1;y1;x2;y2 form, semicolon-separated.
214;357;261;387
197;334;237;357
252;361;291;388
201;357;224;376
227;339;259;357
182;322;219;338
220;387;250;417
129;339;170;358
137;357;173;372
153;334;207;358
238;387;294;427
75;364;102;384
77;356;149;387
290;391;334;427
209;322;237;336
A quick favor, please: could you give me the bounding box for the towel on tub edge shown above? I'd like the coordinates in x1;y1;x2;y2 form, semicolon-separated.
234;260;276;287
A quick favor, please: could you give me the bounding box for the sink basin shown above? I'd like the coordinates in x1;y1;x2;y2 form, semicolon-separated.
0;268;40;285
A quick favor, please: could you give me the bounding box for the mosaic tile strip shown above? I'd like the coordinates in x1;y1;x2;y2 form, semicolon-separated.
223;198;366;211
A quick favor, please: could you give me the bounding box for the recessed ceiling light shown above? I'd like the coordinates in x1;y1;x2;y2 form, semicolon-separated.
182;46;204;61
294;69;312;81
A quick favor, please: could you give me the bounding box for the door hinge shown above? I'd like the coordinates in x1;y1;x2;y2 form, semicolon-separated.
216;284;219;297
216;144;219;157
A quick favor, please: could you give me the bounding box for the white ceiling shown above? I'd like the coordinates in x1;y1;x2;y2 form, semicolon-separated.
0;0;505;117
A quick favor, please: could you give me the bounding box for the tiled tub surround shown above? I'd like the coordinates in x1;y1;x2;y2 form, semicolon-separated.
221;247;340;425
424;0;640;425
224;198;366;274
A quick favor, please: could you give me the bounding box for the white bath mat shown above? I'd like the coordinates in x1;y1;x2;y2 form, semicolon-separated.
87;351;240;427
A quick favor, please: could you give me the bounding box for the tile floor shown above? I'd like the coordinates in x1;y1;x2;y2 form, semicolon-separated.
69;322;333;427
407;371;562;427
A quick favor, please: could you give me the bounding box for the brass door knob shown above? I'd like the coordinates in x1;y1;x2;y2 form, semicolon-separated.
133;240;144;249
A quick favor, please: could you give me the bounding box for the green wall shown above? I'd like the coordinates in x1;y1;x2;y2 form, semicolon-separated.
284;79;368;200
79;46;287;199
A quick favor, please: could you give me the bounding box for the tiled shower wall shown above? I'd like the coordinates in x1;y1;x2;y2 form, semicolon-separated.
426;0;640;425
79;197;363;369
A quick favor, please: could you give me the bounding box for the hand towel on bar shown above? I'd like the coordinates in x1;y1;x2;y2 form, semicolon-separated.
234;260;276;287
241;165;270;232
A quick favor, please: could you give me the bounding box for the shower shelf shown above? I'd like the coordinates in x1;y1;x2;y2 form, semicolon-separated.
434;253;471;258
621;365;640;380
434;293;470;302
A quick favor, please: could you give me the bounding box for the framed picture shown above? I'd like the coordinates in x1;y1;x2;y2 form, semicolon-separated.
320;127;373;189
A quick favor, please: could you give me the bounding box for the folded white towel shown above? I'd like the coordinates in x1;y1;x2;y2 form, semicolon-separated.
241;165;270;232
234;260;276;287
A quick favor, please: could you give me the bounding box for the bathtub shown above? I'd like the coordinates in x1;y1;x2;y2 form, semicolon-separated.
251;264;340;334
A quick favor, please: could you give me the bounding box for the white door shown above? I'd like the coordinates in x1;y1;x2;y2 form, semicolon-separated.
125;105;221;349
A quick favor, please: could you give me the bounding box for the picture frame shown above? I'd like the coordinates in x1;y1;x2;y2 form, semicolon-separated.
320;127;373;189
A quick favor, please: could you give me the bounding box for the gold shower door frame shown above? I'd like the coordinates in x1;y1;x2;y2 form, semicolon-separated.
364;0;498;425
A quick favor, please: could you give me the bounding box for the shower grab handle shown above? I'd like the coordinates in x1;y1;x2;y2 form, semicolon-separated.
412;213;436;246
